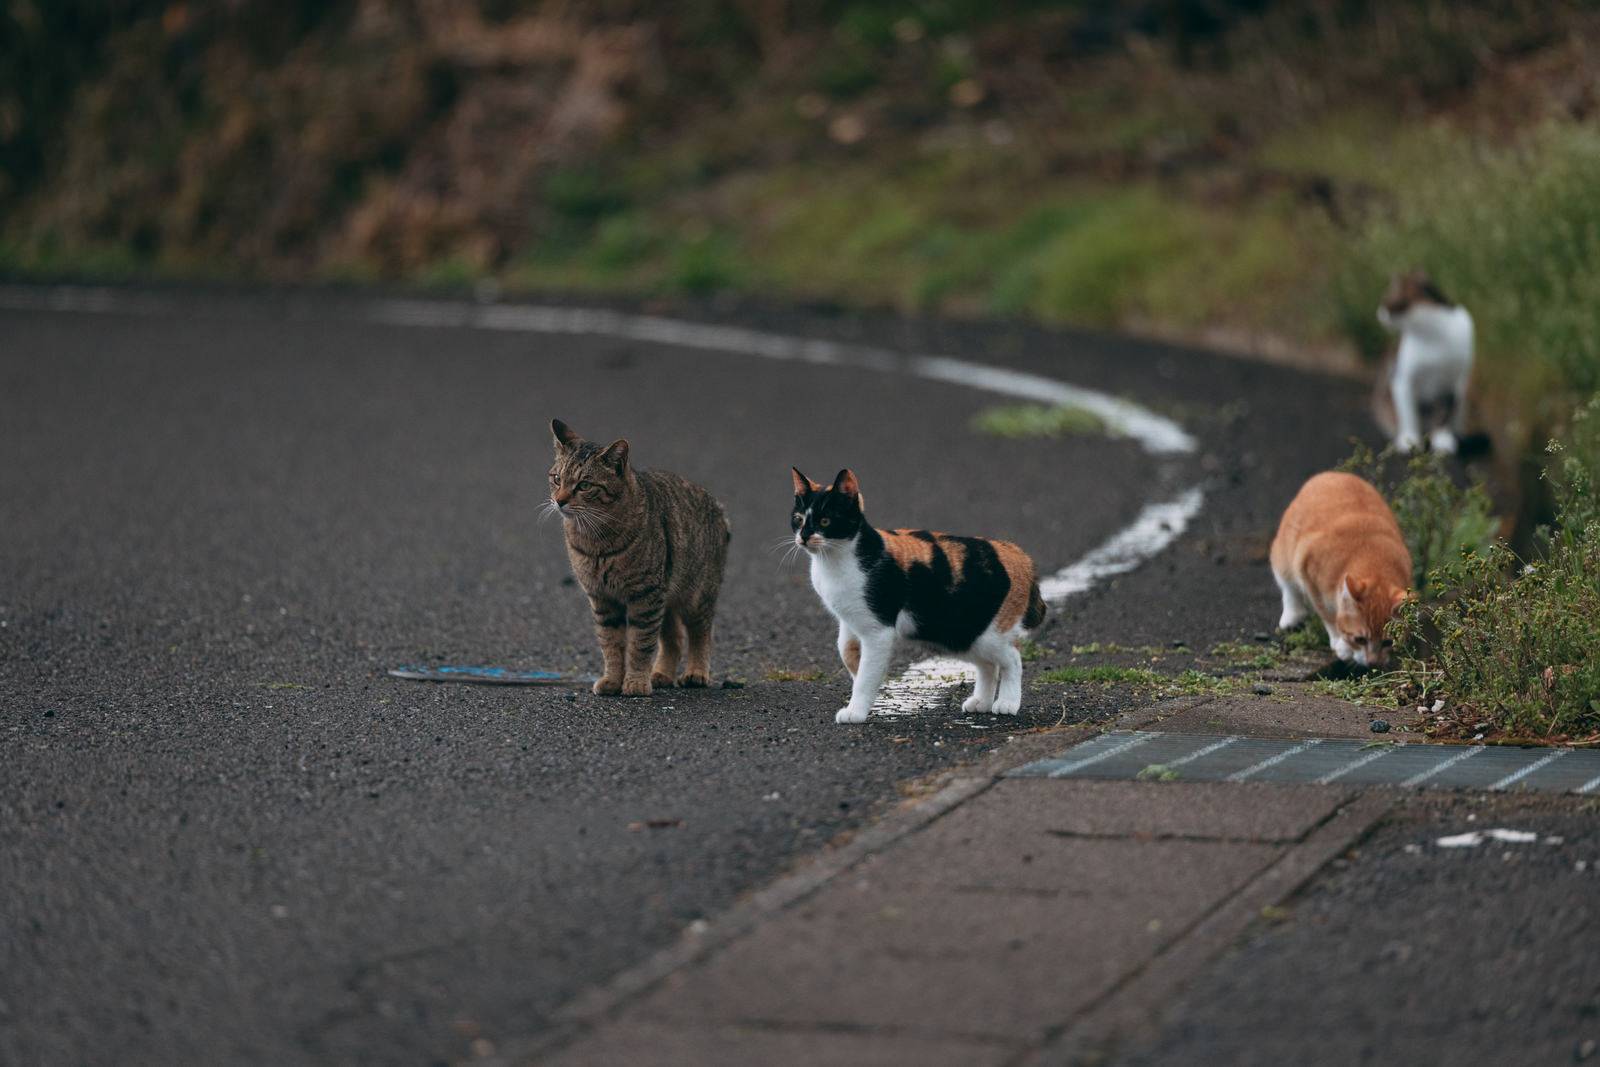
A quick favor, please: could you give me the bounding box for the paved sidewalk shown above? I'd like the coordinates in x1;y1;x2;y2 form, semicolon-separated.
515;685;1417;1065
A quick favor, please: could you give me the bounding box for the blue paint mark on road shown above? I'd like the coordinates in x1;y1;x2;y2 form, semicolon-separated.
390;665;598;685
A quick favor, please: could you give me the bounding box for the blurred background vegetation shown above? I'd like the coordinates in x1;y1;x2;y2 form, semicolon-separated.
3;1;1598;443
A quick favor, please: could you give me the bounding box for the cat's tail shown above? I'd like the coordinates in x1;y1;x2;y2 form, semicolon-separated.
1022;579;1047;630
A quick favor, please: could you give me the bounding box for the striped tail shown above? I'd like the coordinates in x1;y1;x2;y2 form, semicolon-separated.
1023;579;1047;630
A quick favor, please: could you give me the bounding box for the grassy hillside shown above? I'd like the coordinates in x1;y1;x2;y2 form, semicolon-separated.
4;1;1599;431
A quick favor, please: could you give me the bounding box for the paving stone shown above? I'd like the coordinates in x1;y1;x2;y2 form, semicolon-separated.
635;838;1280;1039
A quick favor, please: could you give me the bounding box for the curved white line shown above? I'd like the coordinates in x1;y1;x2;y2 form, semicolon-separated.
2;286;1207;718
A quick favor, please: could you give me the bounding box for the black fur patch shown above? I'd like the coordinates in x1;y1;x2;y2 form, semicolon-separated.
858;529;1010;652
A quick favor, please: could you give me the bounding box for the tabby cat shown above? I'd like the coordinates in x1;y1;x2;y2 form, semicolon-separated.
1271;471;1411;668
549;419;730;696
791;468;1047;723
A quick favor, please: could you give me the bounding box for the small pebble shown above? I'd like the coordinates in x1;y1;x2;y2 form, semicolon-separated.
1370;719;1391;733
1251;684;1273;696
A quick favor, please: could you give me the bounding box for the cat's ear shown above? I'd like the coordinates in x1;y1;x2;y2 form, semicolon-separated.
792;467;818;498
600;438;630;475
552;419;582;454
1337;578;1356;611
832;469;864;511
1340;577;1368;608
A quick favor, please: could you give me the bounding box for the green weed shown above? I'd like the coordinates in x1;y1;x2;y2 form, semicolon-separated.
763;667;831;683
1070;641;1164;655
970;403;1105;439
1037;665;1163;687
1019;637;1051;662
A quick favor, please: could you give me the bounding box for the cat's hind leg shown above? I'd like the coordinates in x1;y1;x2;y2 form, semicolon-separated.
678;603;715;688
962;657;997;714
991;634;1025;716
651;609;684;689
1274;570;1308;631
837;632;894;724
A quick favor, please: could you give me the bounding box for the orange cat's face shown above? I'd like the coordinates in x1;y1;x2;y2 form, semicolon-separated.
1334;578;1407;667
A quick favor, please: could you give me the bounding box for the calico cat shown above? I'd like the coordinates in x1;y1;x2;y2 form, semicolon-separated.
791;468;1047;723
1270;471;1411;668
549;419;730;696
1375;268;1474;454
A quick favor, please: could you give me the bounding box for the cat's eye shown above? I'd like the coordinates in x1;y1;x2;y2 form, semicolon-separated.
1381;638;1394;648
793;512;804;523
819;518;831;527
578;480;594;491
1353;636;1368;645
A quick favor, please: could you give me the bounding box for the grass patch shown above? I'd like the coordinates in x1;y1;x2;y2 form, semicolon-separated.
1038;665;1163;687
763;667;831;682
970;403;1106;439
1282;622;1330;653
1332;124;1600;437
1070;641;1164;655
1209;640;1286;669
1019;637;1051;662
1038;665;1245;698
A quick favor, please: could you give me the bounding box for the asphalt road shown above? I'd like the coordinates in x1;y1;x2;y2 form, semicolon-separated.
1;287;1369;1065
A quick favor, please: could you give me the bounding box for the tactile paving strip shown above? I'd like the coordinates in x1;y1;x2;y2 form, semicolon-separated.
1007;731;1600;794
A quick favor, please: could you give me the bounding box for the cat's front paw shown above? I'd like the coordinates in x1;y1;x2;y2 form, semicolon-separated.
1278;609;1305;630
991;695;1021;716
1429;428;1459;454
834;705;869;724
1394;432;1422;453
593;677;623;696
650;671;677;689
678;670;710;688
961;693;993;714
621;677;653;697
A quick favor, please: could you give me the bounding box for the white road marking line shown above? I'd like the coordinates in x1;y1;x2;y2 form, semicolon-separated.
1046;731;1159;777
1399;746;1485;787
1487;749;1569;791
1039;488;1206;603
1164;736;1240;768
875;658;975;719
1315;746;1400;784
1577;773;1600;795
1225;738;1322;783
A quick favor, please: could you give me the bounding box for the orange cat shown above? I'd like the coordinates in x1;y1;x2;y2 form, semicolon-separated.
1270;471;1411;667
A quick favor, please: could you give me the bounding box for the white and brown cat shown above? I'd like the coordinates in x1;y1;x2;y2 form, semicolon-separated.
1271;471;1411;668
791;468;1047;723
1375;268;1474;454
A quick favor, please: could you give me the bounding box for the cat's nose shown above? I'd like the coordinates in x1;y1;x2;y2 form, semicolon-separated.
553;490;572;507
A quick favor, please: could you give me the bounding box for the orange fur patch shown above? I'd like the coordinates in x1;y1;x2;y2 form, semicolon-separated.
989;539;1039;633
